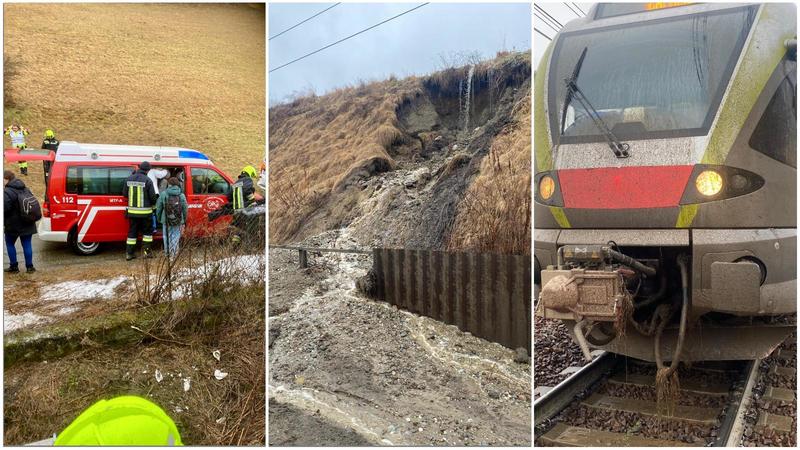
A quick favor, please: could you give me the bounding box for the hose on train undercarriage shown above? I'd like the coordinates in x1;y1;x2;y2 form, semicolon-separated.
653;254;690;416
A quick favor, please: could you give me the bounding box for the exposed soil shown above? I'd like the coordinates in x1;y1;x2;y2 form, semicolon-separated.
268;400;372;447
268;237;531;446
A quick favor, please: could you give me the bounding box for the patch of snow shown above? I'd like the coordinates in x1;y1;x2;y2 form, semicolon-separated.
5;311;47;332
178;255;264;284
40;276;129;303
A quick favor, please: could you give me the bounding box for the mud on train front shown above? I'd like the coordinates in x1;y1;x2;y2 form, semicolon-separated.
534;3;797;362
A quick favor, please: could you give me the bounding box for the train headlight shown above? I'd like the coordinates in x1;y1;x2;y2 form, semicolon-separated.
539;176;556;200
696;170;723;196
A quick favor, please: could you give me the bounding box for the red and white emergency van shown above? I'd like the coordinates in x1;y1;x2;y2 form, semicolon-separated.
4;141;234;255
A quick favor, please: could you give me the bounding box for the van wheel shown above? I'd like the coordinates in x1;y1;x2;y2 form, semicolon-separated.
68;229;100;256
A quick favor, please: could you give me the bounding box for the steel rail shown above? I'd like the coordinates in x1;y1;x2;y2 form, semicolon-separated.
534;351;617;426
268;245;372;255
716;359;761;447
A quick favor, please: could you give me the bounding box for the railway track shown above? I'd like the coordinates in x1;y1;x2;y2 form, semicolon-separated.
534;353;763;446
741;337;797;447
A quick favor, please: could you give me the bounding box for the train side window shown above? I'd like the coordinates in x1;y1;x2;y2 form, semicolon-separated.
749;69;797;168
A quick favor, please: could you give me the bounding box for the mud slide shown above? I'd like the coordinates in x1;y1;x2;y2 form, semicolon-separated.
268;230;531;446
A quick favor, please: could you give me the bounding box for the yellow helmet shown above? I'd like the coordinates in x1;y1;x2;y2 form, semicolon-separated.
54;396;182;445
44;129;55;139
241;165;257;178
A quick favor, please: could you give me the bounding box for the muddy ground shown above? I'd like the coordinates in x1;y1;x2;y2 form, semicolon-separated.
268;239;531;446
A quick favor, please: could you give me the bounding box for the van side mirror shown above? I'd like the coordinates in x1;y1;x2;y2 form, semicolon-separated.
786;39;796;62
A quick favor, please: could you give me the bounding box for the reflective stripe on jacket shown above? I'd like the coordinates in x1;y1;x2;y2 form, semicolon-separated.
122;169;157;215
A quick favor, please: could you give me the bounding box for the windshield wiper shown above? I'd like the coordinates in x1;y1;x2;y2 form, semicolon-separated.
560;47;630;158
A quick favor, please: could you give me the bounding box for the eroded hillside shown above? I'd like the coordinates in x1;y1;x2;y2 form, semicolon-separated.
269;51;531;254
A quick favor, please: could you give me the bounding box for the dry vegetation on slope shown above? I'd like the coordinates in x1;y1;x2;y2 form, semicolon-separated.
4;3;265;178
448;94;531;255
269;51;531;253
269;78;416;240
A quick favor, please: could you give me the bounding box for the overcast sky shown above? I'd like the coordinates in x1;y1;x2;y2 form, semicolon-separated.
534;3;592;68
269;2;531;105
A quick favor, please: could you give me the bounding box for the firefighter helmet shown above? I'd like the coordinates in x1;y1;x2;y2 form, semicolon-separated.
54;396;182;445
241;165;257;178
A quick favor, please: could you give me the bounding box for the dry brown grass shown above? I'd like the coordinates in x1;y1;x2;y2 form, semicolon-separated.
269;78;421;242
447;93;531;255
5;301;265;445
4;237;266;445
3;3;265;179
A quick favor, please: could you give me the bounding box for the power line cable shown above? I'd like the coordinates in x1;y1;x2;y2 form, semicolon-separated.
269;3;341;41
534;11;560;34
564;2;583;18
533;7;562;33
572;3;587;16
270;3;429;73
534;27;553;42
534;4;563;28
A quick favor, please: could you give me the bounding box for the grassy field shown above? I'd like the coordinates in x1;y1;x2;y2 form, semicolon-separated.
4;3;265;179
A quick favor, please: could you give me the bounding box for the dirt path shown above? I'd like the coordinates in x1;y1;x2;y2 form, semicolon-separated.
268;236;531;446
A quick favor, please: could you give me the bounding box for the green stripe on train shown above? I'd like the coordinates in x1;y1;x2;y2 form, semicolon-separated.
677;4;794;227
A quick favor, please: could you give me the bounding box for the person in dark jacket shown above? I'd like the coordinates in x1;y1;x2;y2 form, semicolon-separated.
155;177;188;258
41;129;60;151
122;161;158;260
228;166;258;244
3;170;36;272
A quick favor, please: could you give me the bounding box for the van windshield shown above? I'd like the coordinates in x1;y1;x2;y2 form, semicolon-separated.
549;5;757;143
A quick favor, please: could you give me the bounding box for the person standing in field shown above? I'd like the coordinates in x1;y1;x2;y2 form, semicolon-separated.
5;124;30;175
122;161;158;261
41;129;60;151
41;129;60;178
3;170;38;273
155;177;188;258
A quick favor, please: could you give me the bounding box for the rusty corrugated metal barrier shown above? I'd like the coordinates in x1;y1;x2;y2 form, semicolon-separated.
370;248;531;353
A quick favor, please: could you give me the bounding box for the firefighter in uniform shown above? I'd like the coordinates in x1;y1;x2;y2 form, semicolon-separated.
122;161;158;260
41;129;60;178
41;129;60;150
4;124;29;175
228;165;258;244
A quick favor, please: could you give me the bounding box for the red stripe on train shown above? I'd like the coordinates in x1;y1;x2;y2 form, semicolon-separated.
559;165;694;209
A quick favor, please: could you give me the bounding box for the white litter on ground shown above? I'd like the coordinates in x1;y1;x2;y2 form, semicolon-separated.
4;311;47;332
183;378;191;392
40;276;129;302
214;369;228;380
155;369;164;383
212;350;221;361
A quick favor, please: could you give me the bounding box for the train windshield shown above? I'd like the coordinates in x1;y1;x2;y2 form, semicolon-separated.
549;5;757;143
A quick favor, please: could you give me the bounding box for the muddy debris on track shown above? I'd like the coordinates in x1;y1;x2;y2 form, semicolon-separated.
268;235;531;446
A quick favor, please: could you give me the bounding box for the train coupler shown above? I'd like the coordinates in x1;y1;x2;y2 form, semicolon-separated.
537;267;629;323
